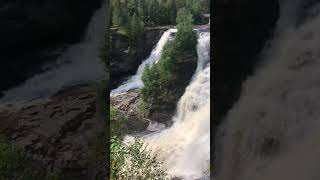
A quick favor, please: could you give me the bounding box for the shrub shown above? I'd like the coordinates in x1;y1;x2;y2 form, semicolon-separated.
110;138;168;180
110;105;168;179
126;13;144;46
140;44;175;110
0;138;59;180
110;105;128;138
174;8;197;53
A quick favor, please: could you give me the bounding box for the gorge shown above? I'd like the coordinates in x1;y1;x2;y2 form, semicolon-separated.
111;26;210;179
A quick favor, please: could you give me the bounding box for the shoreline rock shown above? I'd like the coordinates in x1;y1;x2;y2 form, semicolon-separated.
0;83;105;179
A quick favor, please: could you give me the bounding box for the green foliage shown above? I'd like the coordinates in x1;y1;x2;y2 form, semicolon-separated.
88;130;108;179
110;138;168;180
110;105;128;138
140;44;175;110
111;0;145;47
174;8;197;52
112;0;209;27
0;138;60;180
109;105;167;179
111;0;208;47
126;13;145;46
140;8;197;112
137;98;152;117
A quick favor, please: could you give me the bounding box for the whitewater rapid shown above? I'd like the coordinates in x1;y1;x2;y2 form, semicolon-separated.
110;28;177;96
217;1;320;180
0;2;108;105
142;32;210;180
121;32;210;179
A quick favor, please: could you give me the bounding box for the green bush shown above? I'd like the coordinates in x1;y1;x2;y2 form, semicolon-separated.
0;138;59;180
111;0;209;28
110;105;128;138
126;13;144;46
110;138;168;180
140;44;175;110
110;106;167;179
174;8;198;53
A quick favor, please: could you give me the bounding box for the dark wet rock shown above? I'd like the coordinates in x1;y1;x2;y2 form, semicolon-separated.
111;90;149;133
147;54;198;124
0;84;105;179
110;28;169;89
111;52;197;127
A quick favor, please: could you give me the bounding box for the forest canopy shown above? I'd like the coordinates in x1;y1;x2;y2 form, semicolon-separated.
111;0;209;28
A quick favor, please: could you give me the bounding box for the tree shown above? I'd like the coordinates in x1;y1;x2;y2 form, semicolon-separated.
148;0;161;25
138;0;148;22
174;8;197;52
167;0;177;24
140;8;197;113
126;13;144;46
112;0;129;27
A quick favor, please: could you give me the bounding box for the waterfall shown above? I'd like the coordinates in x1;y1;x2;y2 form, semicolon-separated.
123;32;210;180
0;2;108;105
110;28;177;96
217;1;320;180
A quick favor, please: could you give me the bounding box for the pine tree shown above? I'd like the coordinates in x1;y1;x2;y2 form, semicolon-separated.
127;13;144;46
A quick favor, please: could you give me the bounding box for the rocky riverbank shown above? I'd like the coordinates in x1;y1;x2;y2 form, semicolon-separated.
0;83;106;179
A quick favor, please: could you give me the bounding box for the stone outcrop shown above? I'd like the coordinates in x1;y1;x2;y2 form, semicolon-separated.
111;90;149;133
111;53;198;129
110;28;168;89
0;84;105;179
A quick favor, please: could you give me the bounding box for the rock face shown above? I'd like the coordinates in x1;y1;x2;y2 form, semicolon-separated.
212;0;280;126
111;90;149;133
147;54;198;124
0;84;105;179
110;28;168;89
0;0;103;92
111;53;198;131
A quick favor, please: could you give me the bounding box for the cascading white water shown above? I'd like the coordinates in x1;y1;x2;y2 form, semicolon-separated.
217;1;320;180
110;28;177;96
123;32;210;180
144;32;210;180
0;2;108;105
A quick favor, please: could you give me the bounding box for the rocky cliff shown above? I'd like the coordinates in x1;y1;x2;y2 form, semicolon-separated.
0;0;103;92
0;84;106;179
110;28;169;89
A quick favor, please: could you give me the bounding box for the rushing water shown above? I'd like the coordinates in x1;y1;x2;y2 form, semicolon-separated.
121;32;210;179
0;2;108;106
142;32;210;180
110;29;177;96
217;1;320;179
